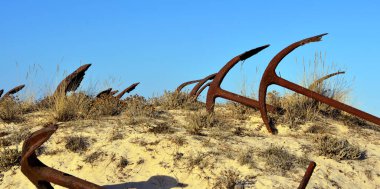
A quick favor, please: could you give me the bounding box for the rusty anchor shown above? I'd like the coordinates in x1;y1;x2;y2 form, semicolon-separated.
308;71;345;91
21;124;103;189
115;82;140;99
194;82;212;100
176;78;204;93
1;84;25;99
258;33;380;134
298;161;316;189
54;64;91;96
96;88;113;98
206;45;278;113
189;73;217;97
110;90;119;96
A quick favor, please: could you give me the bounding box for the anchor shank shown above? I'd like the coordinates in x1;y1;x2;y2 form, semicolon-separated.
298;161;316;189
276;77;380;125
220;89;277;113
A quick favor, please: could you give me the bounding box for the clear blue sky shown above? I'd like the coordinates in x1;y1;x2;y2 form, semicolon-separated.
1;1;379;116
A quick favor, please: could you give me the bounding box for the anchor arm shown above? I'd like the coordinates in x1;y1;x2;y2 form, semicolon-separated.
276;77;380;125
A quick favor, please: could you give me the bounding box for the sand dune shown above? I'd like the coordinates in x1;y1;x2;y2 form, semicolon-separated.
1;106;379;189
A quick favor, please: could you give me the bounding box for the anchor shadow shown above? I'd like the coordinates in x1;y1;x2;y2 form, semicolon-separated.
103;175;188;189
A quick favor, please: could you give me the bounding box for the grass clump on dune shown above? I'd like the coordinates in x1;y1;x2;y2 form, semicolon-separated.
0;148;20;172
52;93;93;121
124;95;158;118
154;91;202;111
213;168;241;189
260;145;308;175
89;96;125;117
315;135;364;161
0;97;23;123
65;136;90;153
185;111;221;135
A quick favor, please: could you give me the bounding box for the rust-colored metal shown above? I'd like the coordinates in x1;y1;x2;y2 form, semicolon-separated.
21;124;102;189
194;82;211;100
308;71;345;91
0;89;3;98
206;45;278;113
54;64;91;96
258;33;380;134
110;90;119;96
3;84;25;98
298;161;316;189
176;79;203;93
96;88;113;98
115;82;140;99
189;73;217;97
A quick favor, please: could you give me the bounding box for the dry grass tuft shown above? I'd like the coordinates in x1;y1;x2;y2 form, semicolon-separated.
185;152;212;171
124;95;159;118
109;129;124;141
277;93;319;129
48;91;127;121
260;145;308;175
306;124;333;134
185;111;221;135
0;148;20;172
0;97;23;123
52;93;93;121
237;148;255;168
65;136;90;153
169;135;187;146
226;102;257;120
212;168;241;189
0;128;31;148
154;91;202;110
147;122;174;134
315;135;364;161
84;151;104;164
89;96;125;117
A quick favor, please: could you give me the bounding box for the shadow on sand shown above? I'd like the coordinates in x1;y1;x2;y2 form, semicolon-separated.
103;175;188;189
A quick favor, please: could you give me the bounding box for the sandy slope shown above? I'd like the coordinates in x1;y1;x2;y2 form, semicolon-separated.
0;107;379;189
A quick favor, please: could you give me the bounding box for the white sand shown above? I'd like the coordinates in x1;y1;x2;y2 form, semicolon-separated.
1;107;379;189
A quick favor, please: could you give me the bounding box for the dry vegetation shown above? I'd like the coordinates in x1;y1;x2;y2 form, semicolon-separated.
154;90;203;110
212;168;242;189
0;97;23;123
1;58;379;188
65;136;90;153
260;145;309;175
314;135;364;161
185;111;222;135
0;148;20;172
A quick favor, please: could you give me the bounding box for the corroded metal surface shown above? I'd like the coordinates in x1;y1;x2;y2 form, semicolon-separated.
96;88;113;98
115;82;140;99
3;84;25;98
205;45;278;113
189;73;216;97
308;71;345;91
176;79;203;93
194;82;211;100
21;124;103;189
298;161;316;189
54;64;91;96
110;90;119;96
258;33;380;134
